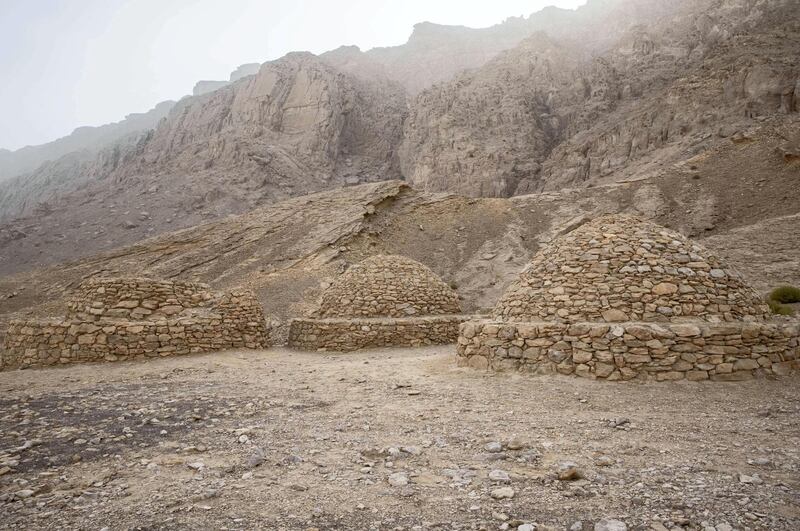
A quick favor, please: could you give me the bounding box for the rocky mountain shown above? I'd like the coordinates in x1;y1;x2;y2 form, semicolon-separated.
0;52;406;237
401;0;800;196
1;118;798;337
0;0;798;284
322;0;682;95
0;100;175;182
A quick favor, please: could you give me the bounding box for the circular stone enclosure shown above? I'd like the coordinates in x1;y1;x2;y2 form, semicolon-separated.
67;277;214;321
459;215;798;381
318;254;461;318
290;255;465;351
495;215;769;323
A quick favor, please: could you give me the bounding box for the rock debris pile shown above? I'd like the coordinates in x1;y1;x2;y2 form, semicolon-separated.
2;277;269;369
289;255;467;351
458;215;799;381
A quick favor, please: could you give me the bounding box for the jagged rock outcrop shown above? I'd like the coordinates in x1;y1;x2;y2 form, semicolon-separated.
0;52;407;230
321;0;684;95
399;33;577;197
401;0;800;196
0;0;798;281
132;52;406;193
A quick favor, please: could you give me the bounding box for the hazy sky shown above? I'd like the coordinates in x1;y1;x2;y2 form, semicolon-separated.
0;0;585;151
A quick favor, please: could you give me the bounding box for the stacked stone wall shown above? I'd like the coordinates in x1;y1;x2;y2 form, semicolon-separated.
289;315;467;352
457;320;800;381
495;216;770;323
67;277;214;320
319;255;460;318
1;285;269;370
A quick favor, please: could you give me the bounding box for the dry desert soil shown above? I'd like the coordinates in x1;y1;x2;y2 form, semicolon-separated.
0;346;798;531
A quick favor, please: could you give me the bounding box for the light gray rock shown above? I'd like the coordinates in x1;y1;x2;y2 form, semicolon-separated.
490;486;515;499
485;441;503;453
388;472;409;487
594;519;627;531
489;469;511;483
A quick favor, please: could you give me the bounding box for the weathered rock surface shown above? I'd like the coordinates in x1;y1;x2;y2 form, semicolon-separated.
401;0;800;196
0;0;798;279
0;51;406;228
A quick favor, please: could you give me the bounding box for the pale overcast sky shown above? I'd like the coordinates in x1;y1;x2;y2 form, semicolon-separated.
0;0;586;151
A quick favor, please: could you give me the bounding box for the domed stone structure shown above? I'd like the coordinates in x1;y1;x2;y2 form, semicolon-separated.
318;255;461;318
2;277;269;370
495;215;770;323
289;255;467;351
458;215;798;382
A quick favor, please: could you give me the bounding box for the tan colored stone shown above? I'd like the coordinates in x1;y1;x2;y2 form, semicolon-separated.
733;358;759;371
652;282;678;296
572;350;592;364
686;370;709;381
601;309;629;322
715;363;733;374
595;362;615;378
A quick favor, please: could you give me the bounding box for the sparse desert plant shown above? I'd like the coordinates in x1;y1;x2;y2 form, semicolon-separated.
769;285;800;304
765;285;800;315
767;298;794;316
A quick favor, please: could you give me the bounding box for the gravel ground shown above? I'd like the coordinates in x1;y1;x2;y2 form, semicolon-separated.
0;346;798;530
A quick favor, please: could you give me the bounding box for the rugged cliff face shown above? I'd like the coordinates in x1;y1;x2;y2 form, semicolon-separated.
0;52;407;241
120;52;406;195
321;0;685;96
400;0;800;196
0;100;175;182
399;34;579;197
0;0;798;279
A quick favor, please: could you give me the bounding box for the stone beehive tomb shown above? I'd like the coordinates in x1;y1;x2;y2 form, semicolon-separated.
458;215;799;381
1;277;269;370
289;255;467;351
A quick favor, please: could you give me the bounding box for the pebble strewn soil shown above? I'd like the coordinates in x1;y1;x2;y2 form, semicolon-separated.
0;347;798;530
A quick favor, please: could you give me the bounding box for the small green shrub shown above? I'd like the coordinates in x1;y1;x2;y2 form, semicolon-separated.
767;298;794;316
769;285;800;304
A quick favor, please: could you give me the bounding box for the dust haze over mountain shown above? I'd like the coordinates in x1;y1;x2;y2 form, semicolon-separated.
0;0;583;152
0;0;799;319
